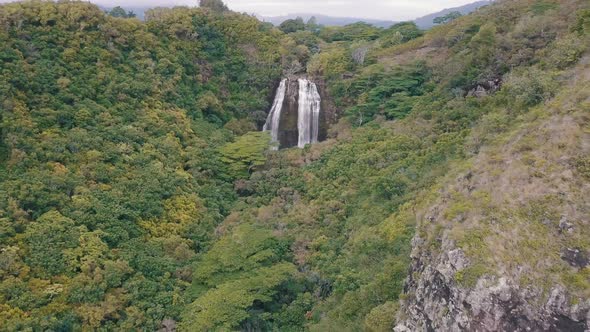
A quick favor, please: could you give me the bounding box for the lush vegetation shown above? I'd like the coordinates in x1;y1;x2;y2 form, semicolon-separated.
1;0;589;331
0;1;281;329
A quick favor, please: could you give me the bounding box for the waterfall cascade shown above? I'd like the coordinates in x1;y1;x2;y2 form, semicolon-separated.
297;78;321;148
262;79;287;149
263;78;321;149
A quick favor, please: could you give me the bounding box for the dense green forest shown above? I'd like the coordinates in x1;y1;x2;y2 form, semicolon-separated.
1;0;589;330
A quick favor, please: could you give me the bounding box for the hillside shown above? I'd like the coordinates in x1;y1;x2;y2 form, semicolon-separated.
1;0;590;331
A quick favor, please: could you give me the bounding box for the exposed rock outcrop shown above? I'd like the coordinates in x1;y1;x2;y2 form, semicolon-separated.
395;233;590;332
466;78;502;98
278;78;300;148
561;248;590;269
313;76;339;141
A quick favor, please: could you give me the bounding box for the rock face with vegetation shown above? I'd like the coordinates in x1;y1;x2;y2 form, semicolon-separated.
277;78;301;148
396;78;590;330
0;0;589;330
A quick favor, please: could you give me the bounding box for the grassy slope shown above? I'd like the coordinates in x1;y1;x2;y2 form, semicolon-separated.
415;55;590;297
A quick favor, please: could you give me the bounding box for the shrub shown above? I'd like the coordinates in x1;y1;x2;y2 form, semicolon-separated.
500;67;558;108
455;263;489;287
572;9;590;35
543;34;586;69
380;22;423;48
364;301;399;332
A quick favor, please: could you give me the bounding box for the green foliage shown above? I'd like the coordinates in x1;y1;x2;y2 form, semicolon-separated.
107;6;136;18
562;268;590;294
306;16;321;33
500;67;558;108
219;131;271;179
192;224;290;286
290;30;321;54
307;45;354;78
181;263;295;330
380;22;423;47
530;0;558;15
272;292;314;329
444;193;473;221
470;22;497;60
573;9;590;35
455;264;489;287
0;1;280;329
343;61;430;123
543;34;587;69
182;223;296;330
224;118;257;135
1;0;588;330
22;211;81;278
364;301;399;332
279;17;306;34
319;22;381;42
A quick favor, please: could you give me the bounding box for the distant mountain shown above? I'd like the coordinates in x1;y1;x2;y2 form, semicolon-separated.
99;1;490;30
98;7;395;27
413;1;493;29
260;13;396;28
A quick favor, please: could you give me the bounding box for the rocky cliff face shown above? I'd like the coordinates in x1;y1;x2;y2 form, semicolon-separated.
395;58;590;332
278;78;300;148
314;77;338;141
395;234;590;332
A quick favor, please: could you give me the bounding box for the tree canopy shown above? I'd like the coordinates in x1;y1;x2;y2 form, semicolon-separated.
1;0;589;330
107;6;136;18
279;17;306;34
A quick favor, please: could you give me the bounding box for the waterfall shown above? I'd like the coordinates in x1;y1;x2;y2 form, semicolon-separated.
263;78;322;150
263;79;287;149
297;78;321;148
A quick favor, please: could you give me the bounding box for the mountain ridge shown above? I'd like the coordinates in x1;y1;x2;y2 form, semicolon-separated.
99;1;491;29
413;0;493;29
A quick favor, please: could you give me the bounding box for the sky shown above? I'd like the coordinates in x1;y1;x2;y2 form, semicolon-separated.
42;0;481;21
227;0;479;20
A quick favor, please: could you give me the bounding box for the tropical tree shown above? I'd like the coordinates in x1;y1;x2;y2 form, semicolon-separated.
219;132;271;178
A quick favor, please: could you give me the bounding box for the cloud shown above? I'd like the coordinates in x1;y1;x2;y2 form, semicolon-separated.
0;0;479;20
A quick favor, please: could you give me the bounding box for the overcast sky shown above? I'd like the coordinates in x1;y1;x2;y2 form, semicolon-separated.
233;0;481;20
36;0;481;21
